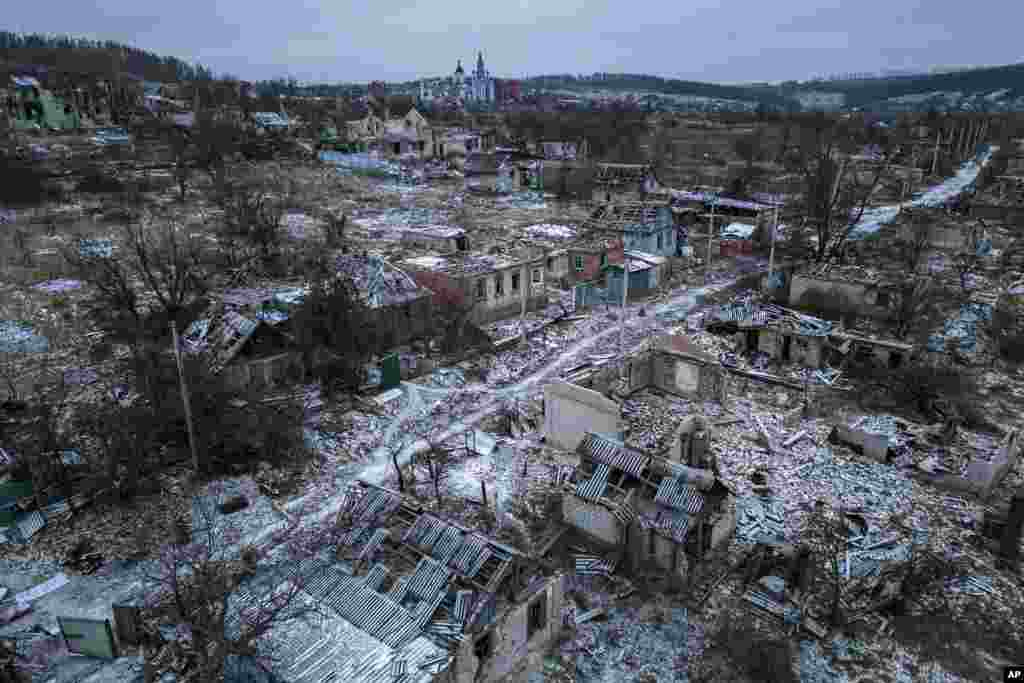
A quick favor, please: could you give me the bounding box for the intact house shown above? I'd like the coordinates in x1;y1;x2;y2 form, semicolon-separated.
464;153;522;194
400;251;548;326
592;163;664;203
602;251;669;303
129;481;569;683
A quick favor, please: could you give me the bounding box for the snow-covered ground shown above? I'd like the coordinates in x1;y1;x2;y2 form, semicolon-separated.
850;145;996;238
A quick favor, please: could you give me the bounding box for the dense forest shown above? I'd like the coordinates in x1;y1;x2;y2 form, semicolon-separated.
0;31;214;82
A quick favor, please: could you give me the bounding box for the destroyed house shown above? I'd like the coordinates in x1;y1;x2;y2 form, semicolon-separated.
788;264;902;321
564;432;736;578
592;163;662;203
400;225;470;253
544;336;726;453
708;300;914;370
401;252;548;326
271;481;568;683
335;253;435;346
585;202;677;259
200;308;302;391
463;153;521;194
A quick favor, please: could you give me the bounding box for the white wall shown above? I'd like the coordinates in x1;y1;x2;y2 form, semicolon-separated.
562;495;622;546
543;381;621;452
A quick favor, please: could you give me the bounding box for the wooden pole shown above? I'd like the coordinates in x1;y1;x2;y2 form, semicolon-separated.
619;250;630;370
705;199;716;282
767;203;778;287
170;320;200;474
931;129;940;176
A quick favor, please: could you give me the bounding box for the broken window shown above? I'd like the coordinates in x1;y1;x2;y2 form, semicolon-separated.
876;290;891;307
532;268;542;284
511;272;520;292
889;351;903;369
474;632;495;659
574;255;584;271
547;257;555;271
527;596;547;640
495;274;504;297
476;279;487;300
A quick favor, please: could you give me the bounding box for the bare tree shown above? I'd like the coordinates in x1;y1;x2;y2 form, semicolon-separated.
952;221;987;294
888;277;946;340
894;209;936;274
140;479;346;682
290;252;381;396
801;498;848;628
781;113;896;262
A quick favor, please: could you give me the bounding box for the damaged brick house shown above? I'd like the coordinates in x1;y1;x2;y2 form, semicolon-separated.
400;251;548;326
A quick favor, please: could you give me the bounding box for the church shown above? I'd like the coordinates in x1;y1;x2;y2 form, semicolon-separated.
453;52;495;104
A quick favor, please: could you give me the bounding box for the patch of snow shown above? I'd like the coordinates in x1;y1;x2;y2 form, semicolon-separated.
526;223;576;239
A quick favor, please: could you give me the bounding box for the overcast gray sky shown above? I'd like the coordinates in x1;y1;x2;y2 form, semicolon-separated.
7;0;1021;84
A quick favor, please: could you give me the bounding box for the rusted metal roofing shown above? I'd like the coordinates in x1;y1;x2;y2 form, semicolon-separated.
655;477;705;514
579;433;651;477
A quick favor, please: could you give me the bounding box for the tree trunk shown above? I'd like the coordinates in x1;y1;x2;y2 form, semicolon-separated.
393;451;405;492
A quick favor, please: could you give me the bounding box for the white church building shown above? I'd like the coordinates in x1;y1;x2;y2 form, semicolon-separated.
420;52;495;104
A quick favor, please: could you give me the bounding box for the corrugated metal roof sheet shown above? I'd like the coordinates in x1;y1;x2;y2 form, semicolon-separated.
640;509;692;544
575;463;610;500
655;477;705;514
579;433;650;477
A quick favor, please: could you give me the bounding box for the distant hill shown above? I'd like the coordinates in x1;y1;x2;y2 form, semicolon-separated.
520;65;1024;111
0;31;214;83
789;63;1024;110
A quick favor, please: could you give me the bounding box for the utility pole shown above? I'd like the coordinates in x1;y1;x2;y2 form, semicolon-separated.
705;198;716;283
170;320;200;475
930;129;940;177
767;203;779;287
619;247;630;369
